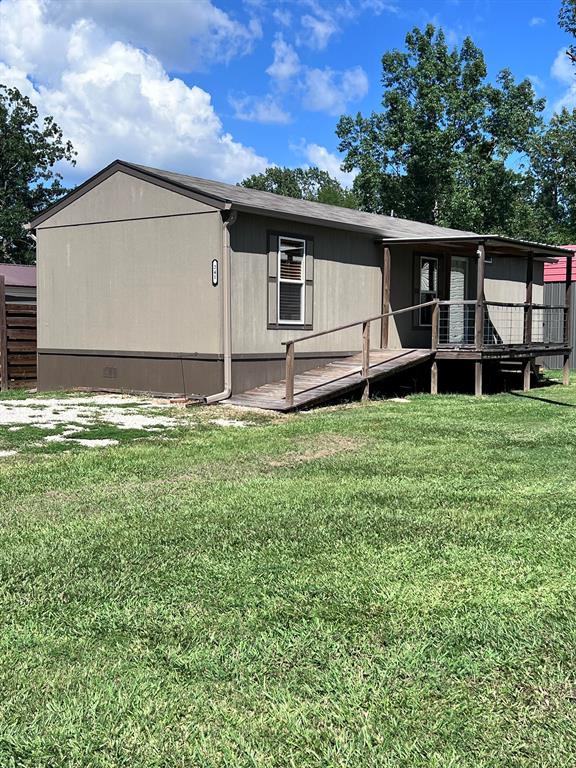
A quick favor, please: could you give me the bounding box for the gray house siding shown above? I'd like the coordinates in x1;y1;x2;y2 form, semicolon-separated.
37;171;225;395
230;213;383;354
228;212;385;391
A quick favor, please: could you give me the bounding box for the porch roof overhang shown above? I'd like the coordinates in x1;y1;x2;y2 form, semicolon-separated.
379;234;575;262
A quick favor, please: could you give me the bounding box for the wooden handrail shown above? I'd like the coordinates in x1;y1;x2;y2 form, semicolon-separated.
438;300;565;310
283;299;437;406
281;300;437;347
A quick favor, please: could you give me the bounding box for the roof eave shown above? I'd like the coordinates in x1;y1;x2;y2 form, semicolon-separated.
28;159;230;229
230;203;395;236
380;233;571;260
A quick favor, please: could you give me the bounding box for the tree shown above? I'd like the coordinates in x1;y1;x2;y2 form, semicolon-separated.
336;25;544;234
527;108;576;243
240;166;358;208
0;85;76;264
559;0;576;65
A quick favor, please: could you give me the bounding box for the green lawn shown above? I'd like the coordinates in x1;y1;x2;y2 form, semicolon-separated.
1;380;576;767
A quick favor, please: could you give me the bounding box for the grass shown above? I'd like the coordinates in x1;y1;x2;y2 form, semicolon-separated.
1;379;576;766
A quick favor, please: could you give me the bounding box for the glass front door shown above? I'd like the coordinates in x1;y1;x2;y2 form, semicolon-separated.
449;257;469;344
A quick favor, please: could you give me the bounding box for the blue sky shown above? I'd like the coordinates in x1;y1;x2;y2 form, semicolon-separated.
0;0;574;187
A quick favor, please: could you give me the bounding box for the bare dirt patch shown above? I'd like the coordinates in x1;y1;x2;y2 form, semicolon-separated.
268;434;366;467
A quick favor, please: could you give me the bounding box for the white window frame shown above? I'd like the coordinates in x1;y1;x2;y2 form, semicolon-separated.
419;255;439;327
277;236;306;325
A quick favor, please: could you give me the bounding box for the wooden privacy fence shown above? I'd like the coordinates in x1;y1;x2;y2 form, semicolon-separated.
0;276;37;390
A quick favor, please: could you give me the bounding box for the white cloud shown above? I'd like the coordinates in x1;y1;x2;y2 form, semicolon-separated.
299;142;357;187
266;34;301;80
0;0;268;183
302;66;369;115
230;93;292;124
529;16;546;27
263;31;369;117
300;14;338;50
551;48;576;112
294;0;398;50
48;0;262;72
272;8;292;27
552;48;575;85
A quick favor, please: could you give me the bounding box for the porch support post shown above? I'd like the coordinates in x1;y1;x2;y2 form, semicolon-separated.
381;246;391;349
564;254;573;385
285;341;295;407
524;254;533;344
362;320;370;401
430;299;439;394
474;242;486;396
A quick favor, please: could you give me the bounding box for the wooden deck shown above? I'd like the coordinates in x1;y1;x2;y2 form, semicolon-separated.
227;348;433;412
436;343;571;361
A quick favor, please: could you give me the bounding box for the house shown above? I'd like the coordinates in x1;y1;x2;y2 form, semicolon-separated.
543;247;576;370
27;160;574;409
0;264;37;390
0;264;36;303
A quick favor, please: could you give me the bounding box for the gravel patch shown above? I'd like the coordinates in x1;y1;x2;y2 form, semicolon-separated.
0;396;177;432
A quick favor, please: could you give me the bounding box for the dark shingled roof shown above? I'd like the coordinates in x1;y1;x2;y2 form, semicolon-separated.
28;160;570;257
126;162;480;240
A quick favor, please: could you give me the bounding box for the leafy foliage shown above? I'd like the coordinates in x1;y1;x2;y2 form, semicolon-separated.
336;25;545;235
0;85;76;264
559;0;576;65
527;108;576;243
240;166;358;208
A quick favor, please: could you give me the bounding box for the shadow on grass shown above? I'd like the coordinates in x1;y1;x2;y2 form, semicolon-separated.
509;391;576;407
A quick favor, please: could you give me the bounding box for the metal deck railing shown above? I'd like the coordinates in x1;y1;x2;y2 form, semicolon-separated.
438;301;567;348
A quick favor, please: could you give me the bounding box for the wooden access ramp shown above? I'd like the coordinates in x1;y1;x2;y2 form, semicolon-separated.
227;348;433;412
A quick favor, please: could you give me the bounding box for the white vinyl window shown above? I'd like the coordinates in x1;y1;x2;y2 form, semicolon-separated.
278;236;306;324
419;255;438;326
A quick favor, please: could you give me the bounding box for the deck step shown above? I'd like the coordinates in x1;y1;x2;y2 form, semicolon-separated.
227;349;434;411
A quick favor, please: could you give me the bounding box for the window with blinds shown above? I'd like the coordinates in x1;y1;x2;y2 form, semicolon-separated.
278;237;305;323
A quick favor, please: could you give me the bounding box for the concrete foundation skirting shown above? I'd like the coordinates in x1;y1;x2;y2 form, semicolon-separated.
37;350;354;397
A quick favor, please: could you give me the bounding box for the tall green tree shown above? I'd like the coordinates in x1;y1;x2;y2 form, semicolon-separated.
0;85;76;264
526;107;576;243
560;0;576;65
336;25;544;234
240;166;358;208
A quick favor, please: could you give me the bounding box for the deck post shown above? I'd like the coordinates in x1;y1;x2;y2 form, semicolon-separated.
524;254;533;344
362;320;370;400
0;276;7;392
285;341;295;407
430;362;438;395
381;246;391;349
474;362;482;397
522;359;531;391
564;254;573;385
474;243;486;396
